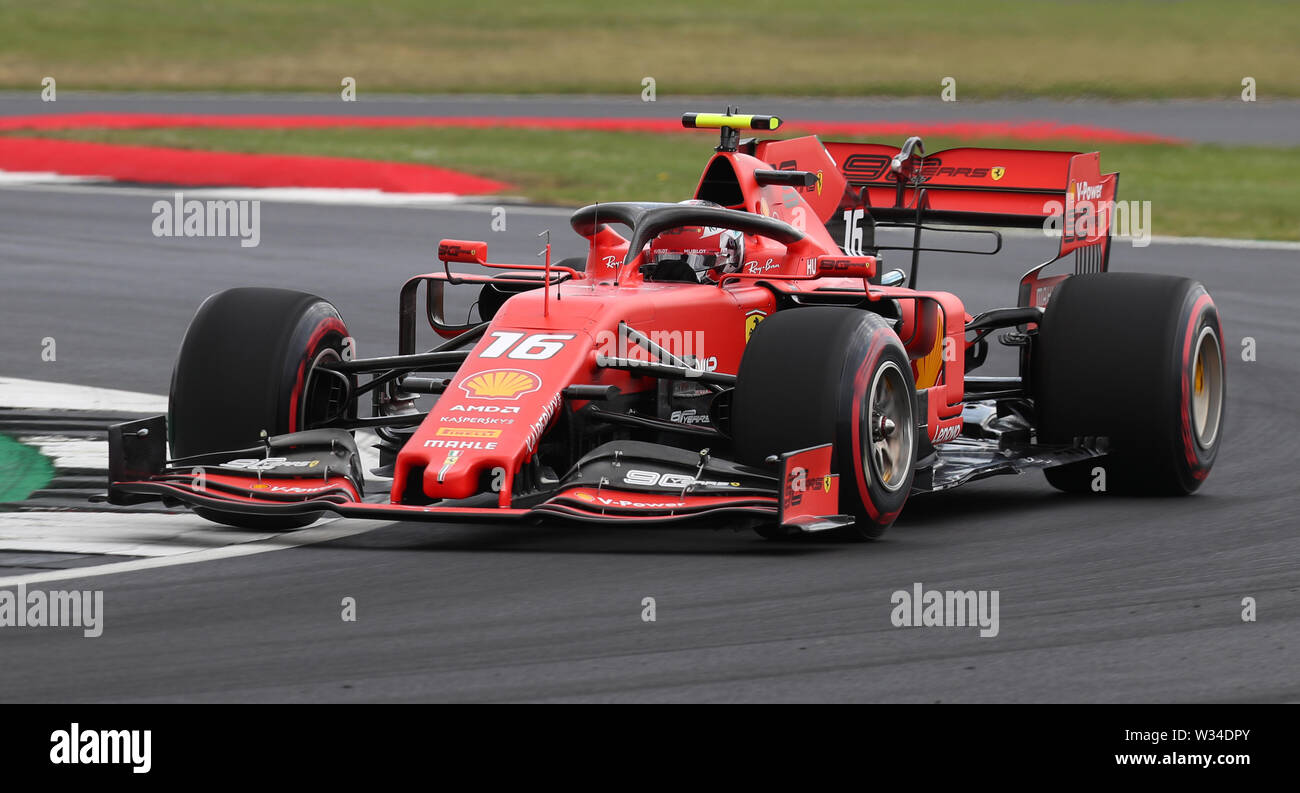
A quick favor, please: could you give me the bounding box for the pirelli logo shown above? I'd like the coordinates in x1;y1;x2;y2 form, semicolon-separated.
435;427;503;439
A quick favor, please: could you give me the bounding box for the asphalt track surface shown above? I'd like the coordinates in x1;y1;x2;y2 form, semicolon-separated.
2;92;1298;144
0;184;1296;702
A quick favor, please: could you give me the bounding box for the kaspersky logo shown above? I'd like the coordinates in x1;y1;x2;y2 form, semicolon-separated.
458;369;541;400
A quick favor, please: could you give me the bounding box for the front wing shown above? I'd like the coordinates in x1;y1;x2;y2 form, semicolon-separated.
107;417;846;530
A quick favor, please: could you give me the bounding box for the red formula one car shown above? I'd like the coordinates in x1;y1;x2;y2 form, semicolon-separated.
108;111;1226;539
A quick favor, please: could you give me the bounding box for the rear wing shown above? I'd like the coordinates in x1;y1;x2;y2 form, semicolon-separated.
826;139;1115;236
756;137;1118;307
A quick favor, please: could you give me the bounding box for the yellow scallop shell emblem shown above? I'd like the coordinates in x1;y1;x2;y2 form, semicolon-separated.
458;369;541;400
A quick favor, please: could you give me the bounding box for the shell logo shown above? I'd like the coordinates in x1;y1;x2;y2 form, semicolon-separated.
574;491;596;502
458;369;541;400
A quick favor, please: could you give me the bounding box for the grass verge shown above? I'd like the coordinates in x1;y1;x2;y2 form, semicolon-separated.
1;0;1297;98
16;126;1300;241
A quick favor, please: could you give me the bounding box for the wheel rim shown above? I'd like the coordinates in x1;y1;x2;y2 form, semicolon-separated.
1191;326;1224;449
300;348;348;431
862;360;914;493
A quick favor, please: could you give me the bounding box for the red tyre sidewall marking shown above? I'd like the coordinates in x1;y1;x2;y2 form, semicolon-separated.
1178;293;1216;479
288;317;349;433
848;329;901;524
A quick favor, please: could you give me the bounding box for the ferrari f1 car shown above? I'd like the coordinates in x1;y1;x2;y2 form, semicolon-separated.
108;111;1226;539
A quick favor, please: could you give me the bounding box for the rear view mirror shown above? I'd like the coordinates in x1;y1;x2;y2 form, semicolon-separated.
437;239;488;264
816;255;877;280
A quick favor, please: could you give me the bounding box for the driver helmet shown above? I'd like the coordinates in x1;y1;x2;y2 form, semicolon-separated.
646;201;745;283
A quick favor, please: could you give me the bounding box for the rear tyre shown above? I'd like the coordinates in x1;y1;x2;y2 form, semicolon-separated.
1034;273;1225;495
169;287;354;529
733;308;917;540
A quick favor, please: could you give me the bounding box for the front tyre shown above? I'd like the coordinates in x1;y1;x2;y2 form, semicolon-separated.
169;287;354;529
733;308;917;540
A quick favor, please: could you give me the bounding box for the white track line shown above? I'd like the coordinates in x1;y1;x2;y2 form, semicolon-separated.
16;437;104;470
0;377;167;413
0;379;392;581
0;180;581;217
1142;235;1300;251
4;179;1296;247
877;224;1300;251
0;177;511;208
0;171;110;186
0;518;387;587
176;186;468;206
0;512;275;557
13;431;382;480
4;165;1299;247
0;379;381;475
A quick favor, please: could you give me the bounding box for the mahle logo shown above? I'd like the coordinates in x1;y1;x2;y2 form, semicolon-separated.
458;369;540;400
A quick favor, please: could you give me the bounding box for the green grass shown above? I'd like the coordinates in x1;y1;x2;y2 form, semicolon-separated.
1;0;1298;97
18;126;1300;240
